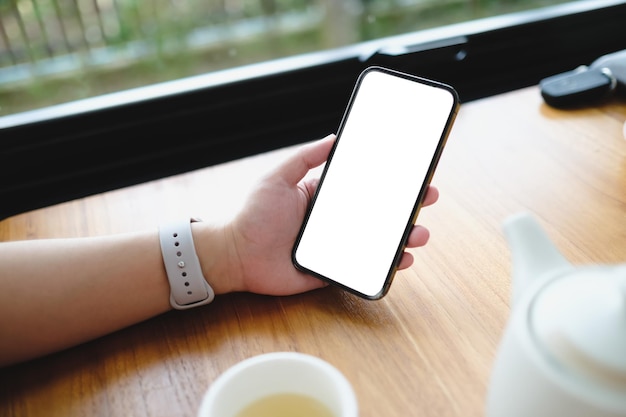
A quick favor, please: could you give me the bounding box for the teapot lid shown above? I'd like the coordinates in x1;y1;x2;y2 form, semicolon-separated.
530;266;626;392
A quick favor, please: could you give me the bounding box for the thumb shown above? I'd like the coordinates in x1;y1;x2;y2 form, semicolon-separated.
275;134;335;185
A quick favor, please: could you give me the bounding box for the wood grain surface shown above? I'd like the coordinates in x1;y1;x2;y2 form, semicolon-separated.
1;86;625;417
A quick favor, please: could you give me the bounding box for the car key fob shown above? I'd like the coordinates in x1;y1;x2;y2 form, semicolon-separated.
540;66;616;108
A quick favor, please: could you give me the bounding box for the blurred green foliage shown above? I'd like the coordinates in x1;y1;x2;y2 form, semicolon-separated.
0;0;571;115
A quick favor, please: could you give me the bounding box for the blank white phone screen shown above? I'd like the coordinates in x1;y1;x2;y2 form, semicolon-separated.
294;68;456;298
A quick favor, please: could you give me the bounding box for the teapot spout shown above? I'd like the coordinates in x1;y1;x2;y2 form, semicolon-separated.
503;213;574;307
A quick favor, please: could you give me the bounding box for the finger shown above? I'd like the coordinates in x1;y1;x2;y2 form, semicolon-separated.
422;186;439;207
274;134;336;186
397;252;414;270
300;177;321;201
405;225;430;248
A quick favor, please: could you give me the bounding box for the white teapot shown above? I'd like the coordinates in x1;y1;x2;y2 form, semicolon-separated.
485;213;626;417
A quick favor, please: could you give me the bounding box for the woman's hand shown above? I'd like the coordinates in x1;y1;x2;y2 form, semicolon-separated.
222;134;439;296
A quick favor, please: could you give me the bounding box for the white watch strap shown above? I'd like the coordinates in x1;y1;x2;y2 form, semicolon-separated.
159;218;215;309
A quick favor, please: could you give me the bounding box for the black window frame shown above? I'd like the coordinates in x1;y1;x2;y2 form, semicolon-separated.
1;0;626;220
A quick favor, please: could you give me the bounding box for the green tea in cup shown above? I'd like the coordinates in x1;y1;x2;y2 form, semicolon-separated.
235;392;336;417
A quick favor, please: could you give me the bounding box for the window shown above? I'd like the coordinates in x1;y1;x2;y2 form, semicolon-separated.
1;0;578;115
1;0;625;219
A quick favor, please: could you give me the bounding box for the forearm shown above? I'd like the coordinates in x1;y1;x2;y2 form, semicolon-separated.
0;136;337;366
0;230;172;366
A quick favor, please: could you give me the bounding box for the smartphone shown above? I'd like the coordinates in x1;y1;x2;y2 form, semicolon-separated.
292;66;459;299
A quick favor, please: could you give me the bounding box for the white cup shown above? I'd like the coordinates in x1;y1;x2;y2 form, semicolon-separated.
197;352;358;417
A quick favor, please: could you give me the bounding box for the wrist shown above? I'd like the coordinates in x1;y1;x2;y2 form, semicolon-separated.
190;222;245;295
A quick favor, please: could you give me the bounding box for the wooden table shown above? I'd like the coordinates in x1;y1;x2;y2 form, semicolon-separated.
1;86;626;417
